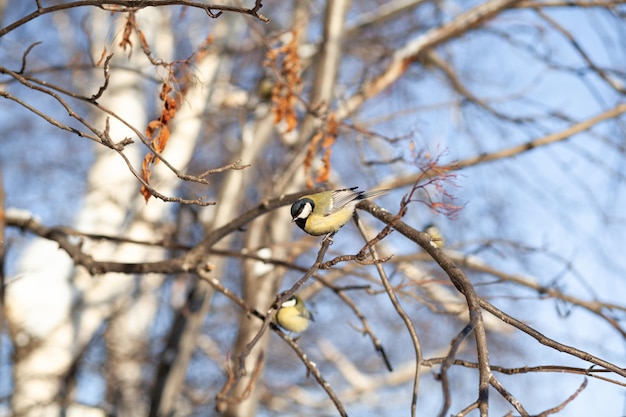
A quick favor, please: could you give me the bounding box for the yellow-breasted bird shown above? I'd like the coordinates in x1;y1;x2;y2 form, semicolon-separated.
424;223;445;248
290;187;388;236
275;295;314;333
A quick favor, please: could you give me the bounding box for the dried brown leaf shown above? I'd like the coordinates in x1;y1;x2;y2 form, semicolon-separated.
268;29;302;133
96;47;107;66
119;13;135;52
140;155;153;202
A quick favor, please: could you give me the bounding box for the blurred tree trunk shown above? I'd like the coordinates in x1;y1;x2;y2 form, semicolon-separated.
7;8;175;416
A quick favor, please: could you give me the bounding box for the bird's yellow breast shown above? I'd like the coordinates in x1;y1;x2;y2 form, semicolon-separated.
275;308;310;333
304;206;356;236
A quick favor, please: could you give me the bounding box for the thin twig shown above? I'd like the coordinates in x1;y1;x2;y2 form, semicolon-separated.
489;375;530;416
90;53;112;101
5;190;315;275
0;0;269;39
275;331;347;416
422;357;626;387
18;41;42;74
353;213;421;416
479;299;626;378
438;324;474;417
236;238;332;376
384;103;626;190
197;268;347;416
536;378;588;417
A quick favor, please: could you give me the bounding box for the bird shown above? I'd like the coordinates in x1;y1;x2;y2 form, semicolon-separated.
275;295;314;333
290;187;389;236
424;223;445;248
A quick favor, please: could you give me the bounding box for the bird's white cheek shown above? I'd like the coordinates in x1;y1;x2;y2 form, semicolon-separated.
281;298;297;308
298;203;313;219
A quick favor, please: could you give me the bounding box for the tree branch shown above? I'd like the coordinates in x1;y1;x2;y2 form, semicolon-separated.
358;199;492;416
0;0;269;39
384;103;626;190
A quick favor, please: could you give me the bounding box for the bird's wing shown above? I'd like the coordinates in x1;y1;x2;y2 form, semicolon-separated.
328;188;361;214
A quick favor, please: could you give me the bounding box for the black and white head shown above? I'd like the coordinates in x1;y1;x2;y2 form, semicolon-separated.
291;198;314;222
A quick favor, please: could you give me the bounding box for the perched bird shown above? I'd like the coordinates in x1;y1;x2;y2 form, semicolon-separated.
275;295;314;333
290;187;389;236
424;223;445;248
256;76;275;101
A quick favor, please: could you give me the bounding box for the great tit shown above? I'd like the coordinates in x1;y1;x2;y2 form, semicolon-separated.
275;295;314;333
290;187;389;236
424;223;445;248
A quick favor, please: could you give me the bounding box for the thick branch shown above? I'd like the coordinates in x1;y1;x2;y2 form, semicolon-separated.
5;190;316;275
338;0;525;119
358;200;492;416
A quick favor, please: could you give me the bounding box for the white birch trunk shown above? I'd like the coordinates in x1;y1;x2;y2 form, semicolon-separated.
5;8;186;416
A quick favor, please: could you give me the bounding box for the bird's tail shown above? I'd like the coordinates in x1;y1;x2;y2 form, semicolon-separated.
359;189;390;200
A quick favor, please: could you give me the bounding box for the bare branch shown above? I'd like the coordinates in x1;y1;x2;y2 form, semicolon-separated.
197;159;251;179
337;0;526;119
449;252;626;338
236;237;333;376
0;0;269;39
18;41;42;74
438;324;474;417
359;199;494;416
384;103;626;190
423;357;626;387
197;268;347;417
479;299;626;378
5;190;314;275
353;213;422;415
536;8;626;94
90;53;112;101
489;375;530;417
536;379;588;417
